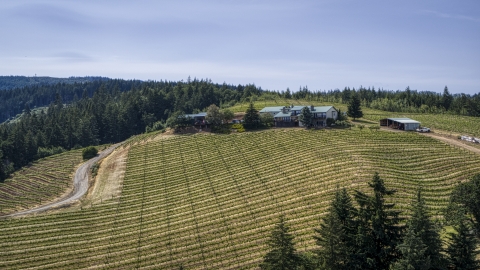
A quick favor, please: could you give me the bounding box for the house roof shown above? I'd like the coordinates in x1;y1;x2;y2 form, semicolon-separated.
260;105;335;113
313;106;334;113
184;112;207;118
386;118;420;124
259;106;284;113
274;112;292;118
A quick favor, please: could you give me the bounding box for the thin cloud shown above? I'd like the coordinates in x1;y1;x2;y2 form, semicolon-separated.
423;10;480;23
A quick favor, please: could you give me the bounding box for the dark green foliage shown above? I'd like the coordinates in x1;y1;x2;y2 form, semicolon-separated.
299;106;313;128
0;76;108;91
347;92;363;120
314;188;356;270
408;190;446;269
261;215;300;270
352;172;403;269
392;226;431;270
284;88;292;99
446;174;480;234
442;86;454;111
145;120;166;133
244;103;260;129
82;146;98;160
166;112;193;130
36;146;67;159
297;252;317;270
446;218;479;270
326;118;335;127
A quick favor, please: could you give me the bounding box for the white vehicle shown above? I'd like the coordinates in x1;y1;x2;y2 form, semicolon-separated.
416;127;430;133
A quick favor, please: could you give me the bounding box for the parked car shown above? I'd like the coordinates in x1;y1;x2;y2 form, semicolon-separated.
416;127;430;133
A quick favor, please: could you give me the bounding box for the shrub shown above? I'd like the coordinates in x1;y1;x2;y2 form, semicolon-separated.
36;146;67;159
326;118;335;127
82;146;98;160
211;124;232;134
232;123;246;133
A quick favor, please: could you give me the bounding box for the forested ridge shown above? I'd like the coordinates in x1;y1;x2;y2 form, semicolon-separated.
0;78;259;181
0;76;109;91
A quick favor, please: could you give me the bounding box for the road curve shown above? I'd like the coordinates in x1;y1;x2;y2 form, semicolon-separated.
6;144;121;218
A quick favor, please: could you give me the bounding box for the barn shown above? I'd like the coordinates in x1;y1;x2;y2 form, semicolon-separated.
379;118;420;131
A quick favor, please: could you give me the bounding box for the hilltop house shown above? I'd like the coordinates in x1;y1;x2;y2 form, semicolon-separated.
259;105;338;127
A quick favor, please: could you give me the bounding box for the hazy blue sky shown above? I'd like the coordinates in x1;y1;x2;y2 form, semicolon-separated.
1;0;479;94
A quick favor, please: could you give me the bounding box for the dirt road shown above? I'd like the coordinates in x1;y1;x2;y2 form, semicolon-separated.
420;132;480;155
6;144;120;217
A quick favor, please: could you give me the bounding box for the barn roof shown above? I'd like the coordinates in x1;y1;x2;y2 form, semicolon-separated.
386;118;420;124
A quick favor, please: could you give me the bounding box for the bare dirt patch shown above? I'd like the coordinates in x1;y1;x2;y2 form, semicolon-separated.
82;146;129;207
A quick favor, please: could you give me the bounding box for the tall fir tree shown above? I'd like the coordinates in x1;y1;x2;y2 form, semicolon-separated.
353;172;403;269
347;92;363;120
244;102;260;129
408;190;446;269
261;215;300;270
446;217;479;270
314;188;356;270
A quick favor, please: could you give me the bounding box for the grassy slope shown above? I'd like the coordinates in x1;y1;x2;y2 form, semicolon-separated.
229;99;480;136
0;149;83;215
1;129;479;269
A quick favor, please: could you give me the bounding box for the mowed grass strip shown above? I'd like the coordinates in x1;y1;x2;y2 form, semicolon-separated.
0;129;479;269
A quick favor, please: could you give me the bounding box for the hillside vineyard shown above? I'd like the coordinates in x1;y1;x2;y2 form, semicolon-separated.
1;129;480;269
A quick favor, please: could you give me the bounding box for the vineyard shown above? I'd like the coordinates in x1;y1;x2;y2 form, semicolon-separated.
1;129;480;269
0;149;83;215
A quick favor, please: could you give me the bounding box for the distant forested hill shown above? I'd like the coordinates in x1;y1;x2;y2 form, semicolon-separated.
0;76;110;90
0;79;142;123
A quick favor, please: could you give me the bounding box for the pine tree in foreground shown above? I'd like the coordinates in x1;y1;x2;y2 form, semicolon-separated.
446;218;479;270
392;225;430;270
408;190;446;269
314;188;356;270
353;172;403;269
260;215;300;270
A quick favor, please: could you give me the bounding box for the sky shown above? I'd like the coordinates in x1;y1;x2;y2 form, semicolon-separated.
0;0;479;94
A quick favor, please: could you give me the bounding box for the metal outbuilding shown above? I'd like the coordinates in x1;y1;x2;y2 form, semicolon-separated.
379;118;421;131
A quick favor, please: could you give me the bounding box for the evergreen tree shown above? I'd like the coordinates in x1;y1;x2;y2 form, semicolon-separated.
314;188;356;269
261;215;300;270
244;103;260;129
442;86;453;111
353;172;403;269
446;218;479;270
446;173;480;234
392;226;430;270
299;106;313;128
347;92;363;120
409;190;446;269
285;88;292;99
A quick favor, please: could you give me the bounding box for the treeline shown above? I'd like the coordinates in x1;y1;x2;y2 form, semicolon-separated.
0;76;110;91
267;86;480;116
261;173;480;270
0;79;261;181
